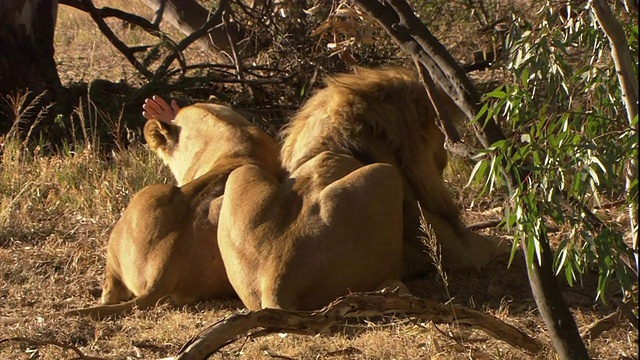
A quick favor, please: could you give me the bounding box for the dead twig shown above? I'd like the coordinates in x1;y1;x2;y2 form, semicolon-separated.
593;199;626;209
0;316;23;325
413;59;476;160
174;291;541;359
466;219;559;233
413;59;459;144
221;7;252;97
466;219;502;231
614;299;639;330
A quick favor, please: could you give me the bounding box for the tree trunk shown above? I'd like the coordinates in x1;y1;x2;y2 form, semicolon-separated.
523;236;591;359
0;0;61;133
591;0;639;277
351;1;591;358
139;0;242;63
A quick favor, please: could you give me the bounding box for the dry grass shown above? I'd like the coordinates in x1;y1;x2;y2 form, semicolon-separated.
1;1;637;359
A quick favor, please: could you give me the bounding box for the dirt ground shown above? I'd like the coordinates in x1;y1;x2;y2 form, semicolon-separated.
1;1;638;359
1;208;637;359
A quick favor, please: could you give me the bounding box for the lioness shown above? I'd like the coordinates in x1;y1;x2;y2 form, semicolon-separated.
218;67;502;310
66;103;282;319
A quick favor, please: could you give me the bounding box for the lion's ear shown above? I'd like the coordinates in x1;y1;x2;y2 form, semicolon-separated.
144;119;176;153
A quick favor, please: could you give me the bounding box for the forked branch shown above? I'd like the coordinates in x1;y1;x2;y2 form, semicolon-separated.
60;0;162;78
156;0;231;76
59;0;231;79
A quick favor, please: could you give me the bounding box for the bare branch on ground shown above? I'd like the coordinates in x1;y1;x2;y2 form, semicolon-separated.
579;311;620;340
174;291;542;359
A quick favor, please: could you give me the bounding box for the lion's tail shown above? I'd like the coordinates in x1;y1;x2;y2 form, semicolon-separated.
64;292;169;320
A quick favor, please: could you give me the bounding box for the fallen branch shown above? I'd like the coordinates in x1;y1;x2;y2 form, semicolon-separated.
579;311;620;340
174;291;541;359
466;219;502;231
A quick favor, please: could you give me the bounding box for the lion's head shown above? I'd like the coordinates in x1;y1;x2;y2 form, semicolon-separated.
145;103;281;186
280;66;457;219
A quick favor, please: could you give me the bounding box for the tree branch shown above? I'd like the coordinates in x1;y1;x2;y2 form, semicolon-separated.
155;0;230;76
60;0;166;78
174;291;541;359
151;0;167;26
590;0;639;277
350;1;591;359
351;0;515;189
591;0;638;122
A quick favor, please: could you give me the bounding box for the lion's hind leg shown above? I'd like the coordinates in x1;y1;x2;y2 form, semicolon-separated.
275;159;405;309
218;163;282;310
318;161;405;276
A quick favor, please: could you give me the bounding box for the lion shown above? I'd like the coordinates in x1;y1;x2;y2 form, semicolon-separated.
217;67;503;310
278;67;504;275
218;151;405;310
65;103;282;319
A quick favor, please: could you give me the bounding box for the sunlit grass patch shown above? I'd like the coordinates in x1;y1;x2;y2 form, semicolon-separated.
0;91;169;246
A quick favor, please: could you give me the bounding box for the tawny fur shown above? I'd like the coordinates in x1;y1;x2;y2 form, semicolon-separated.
65;104;282;319
219;67;503;311
219;151;404;310
281;67;503;274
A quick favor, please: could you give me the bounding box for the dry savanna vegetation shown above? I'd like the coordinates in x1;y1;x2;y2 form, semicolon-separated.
1;1;638;359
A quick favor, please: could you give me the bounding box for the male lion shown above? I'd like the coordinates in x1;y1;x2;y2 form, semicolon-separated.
280;67;502;275
66;103;282;319
218;67;502;310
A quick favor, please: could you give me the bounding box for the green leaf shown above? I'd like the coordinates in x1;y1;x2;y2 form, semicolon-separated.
526;233;537;269
564;260;575;287
475;102;489;124
588;166;600;186
466;159;488;187
484;86;507;99
534;231;544;267
555;242;568;274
